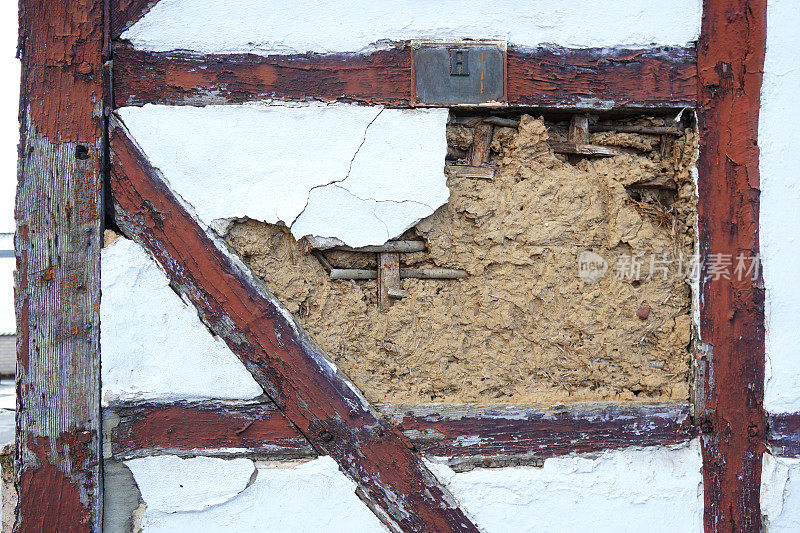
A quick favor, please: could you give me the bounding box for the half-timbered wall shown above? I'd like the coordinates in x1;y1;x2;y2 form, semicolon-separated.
18;0;800;531
101;3;709;531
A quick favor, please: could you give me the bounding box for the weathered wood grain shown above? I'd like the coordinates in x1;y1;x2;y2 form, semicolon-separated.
696;1;768;531
378;252;401;311
383;402;696;469
112;44;697;109
467;123;493;166
104;400;696;469
769;412;800;458
108;119;478;533
105;400;314;460
112;43;413;108
15;0;105;530
549;142;627;158
507;46;697;108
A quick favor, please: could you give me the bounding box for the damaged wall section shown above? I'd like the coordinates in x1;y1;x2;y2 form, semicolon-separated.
225;113;698;404
119;103;450;248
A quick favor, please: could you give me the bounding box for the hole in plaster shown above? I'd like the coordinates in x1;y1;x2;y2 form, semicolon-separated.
225;110;699;405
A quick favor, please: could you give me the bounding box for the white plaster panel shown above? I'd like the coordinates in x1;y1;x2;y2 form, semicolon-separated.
760;0;800;414
427;440;704;533
761;453;800;532
118;103;449;248
101;237;263;403
128;456;386;532
123;0;702;55
125;456;256;513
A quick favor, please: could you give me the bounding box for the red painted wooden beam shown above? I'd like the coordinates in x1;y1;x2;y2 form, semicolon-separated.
696;1;767;531
110;0;161;39
769;413;800;458
105;401;696;465
108;118;478;533
383;402;696;461
112;43;697;109
107;400;314;460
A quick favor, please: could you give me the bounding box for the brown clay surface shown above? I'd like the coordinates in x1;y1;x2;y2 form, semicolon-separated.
227;115;697;404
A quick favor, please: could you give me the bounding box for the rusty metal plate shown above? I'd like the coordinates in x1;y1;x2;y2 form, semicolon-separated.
412;41;506;106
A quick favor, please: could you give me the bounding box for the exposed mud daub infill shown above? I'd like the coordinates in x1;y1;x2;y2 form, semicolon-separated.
226;112;698;405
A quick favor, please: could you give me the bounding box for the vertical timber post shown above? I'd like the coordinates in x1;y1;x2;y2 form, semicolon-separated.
15;0;105;530
697;1;767;531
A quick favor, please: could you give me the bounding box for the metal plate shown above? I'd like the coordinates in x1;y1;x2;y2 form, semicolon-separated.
412;41;506;106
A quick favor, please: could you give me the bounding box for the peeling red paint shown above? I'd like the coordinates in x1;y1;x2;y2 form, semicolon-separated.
17;435;91;533
394;403;696;458
112;44;697;109
697;1;767;531
769;413;800;457
110;401;312;459
16;0;105;529
107;401;696;462
20;0;104;142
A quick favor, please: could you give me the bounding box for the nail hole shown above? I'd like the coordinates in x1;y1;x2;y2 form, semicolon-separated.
75;145;90;160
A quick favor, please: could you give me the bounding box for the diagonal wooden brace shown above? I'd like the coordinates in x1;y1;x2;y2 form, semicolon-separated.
108;116;479;533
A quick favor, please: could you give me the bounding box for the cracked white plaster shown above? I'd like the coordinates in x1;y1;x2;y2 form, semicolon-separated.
760;0;800;414
425;440;704;533
101;237;262;403
118;103;449;248
123;0;701;55
128;456;386;532
125;456;256;514
761;453;800;532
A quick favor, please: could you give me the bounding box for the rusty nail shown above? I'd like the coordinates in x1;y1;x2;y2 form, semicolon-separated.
77;62;93;75
318;430;333;442
747;425;758;437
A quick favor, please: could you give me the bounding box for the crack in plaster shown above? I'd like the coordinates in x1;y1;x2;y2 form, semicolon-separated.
288;107;385;229
120;102;449;249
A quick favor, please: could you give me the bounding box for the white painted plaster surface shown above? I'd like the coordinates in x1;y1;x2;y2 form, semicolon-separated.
118;103;449;248
427;440;704;532
760;0;800;414
128;456;386;532
123;0;702;55
761;453;800;532
125;456;256;513
101;238;263;403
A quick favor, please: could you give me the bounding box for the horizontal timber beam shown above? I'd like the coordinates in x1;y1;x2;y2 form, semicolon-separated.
109;117;478;533
105;400;696;468
104;399;314;461
112;43;697;109
769;412;800;457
